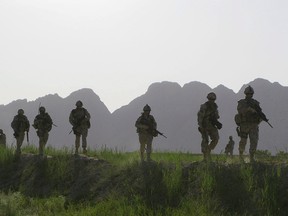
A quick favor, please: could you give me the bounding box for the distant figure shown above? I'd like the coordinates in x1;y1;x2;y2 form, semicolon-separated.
235;85;270;162
69;100;91;155
135;104;158;162
0;129;6;148
11;109;30;156
224;136;235;156
197;92;222;161
33;106;53;156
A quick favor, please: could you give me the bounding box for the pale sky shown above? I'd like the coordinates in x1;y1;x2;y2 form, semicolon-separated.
1;0;288;112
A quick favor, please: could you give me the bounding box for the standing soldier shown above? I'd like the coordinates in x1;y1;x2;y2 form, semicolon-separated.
135;104;158;162
69;100;91;155
32;106;53;156
197;92;222;161
224;136;235;156
11;109;30;156
0;129;6;148
235;85;271;162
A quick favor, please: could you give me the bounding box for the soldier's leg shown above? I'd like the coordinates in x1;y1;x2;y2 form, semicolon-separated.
81;129;88;154
15;132;25;155
75;135;80;155
208;127;219;151
146;136;153;161
238;125;249;161
139;134;146;161
39;132;49;156
39;137;44;156
239;136;247;161
201;130;210;160
15;138;21;155
249;126;259;162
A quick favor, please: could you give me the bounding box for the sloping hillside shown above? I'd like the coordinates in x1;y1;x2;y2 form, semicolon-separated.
0;149;288;215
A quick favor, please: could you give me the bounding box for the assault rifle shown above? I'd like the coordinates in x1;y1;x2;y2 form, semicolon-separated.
155;129;167;138
26;131;29;144
247;100;273;128
209;116;222;129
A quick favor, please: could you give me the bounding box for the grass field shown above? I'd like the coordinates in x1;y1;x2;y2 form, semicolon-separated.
0;145;288;216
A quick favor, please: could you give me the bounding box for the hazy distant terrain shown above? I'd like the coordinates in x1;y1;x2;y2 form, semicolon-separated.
0;78;287;154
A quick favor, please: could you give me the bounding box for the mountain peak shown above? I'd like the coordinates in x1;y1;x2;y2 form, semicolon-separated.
147;81;182;93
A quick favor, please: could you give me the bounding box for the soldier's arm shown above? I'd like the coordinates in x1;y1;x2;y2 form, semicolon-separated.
33;117;38;129
148;115;157;129
85;109;91;120
69;111;74;125
25;116;30;131
197;105;206;127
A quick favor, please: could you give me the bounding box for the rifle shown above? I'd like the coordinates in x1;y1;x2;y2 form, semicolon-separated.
155;129;167;138
247;100;273;128
26;131;29;143
210;116;222;129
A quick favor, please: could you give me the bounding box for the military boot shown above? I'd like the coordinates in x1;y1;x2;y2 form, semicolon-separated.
250;154;255;163
239;152;244;163
147;153;152;162
140;152;144;162
203;152;211;162
39;144;44;157
15;146;21;156
74;147;79;156
83;148;87;155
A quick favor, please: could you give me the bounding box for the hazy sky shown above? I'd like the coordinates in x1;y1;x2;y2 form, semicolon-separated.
1;0;288;112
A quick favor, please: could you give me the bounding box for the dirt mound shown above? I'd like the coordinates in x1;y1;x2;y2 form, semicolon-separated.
1;154;288;214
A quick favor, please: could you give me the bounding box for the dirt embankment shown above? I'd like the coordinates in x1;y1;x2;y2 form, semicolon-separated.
1;154;288;214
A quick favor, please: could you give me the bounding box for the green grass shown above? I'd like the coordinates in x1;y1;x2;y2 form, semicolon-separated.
0;146;288;215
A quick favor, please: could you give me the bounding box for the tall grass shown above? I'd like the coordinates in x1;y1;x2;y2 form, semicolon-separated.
0;146;14;164
0;147;288;215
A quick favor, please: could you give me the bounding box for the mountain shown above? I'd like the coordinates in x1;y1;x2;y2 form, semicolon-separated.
109;78;287;154
0;88;111;150
0;78;287;154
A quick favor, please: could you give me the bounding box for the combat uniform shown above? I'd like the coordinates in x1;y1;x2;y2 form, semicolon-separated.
197;92;222;161
11;109;30;155
135;104;157;161
0;129;6;148
235;86;263;162
225;136;235;156
33;106;53;156
69;100;91;155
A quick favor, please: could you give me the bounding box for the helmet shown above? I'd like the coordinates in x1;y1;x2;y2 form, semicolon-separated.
143;104;151;111
244;85;254;95
0;129;3;134
76;100;83;107
229;136;232;139
18;109;24;115
39;106;45;113
207;92;216;100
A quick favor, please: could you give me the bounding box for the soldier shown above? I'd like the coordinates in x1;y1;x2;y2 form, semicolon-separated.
11;109;30;156
224;136;235;156
0;129;6;148
135;104;158;162
32;106;53;156
69;100;91;155
235;85;269;162
197;92;222;161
